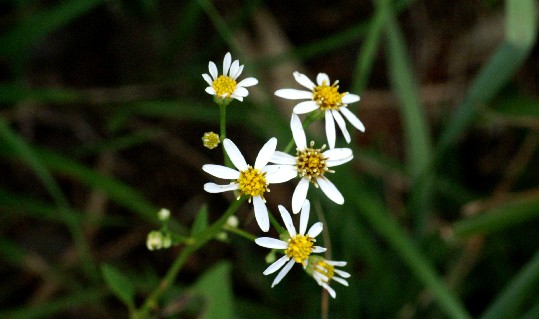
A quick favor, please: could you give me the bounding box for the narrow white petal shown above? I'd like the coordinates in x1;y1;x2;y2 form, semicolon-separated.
209;61;218;79
275;89;313;100
202;73;213;86
255;137;277;169
322;283;336;298
340;107;365;132
253;196;270;232
231;94;243;102
325;110;336;149
223;52;231;76
231;64;244;79
332;277;349;286
234;86;249;97
299;199;310;235
271;259;295;287
331;110;351;143
270;151;296;165
293;71;316;90
316;176;344;204
237;77;258;87
324;148;353;167
265;165;298;183
316;73;330;85
327;260;347;267
291;114;307;150
334;269;351;278
263;255;289;275
205;87;216;95
307;222;323;238
312;246;327;253
203;182;238;193
229;60;239;79
202;164;240;179
278;205;296;237
255;237;288;249
342;93;360;104
292;178;310;214
293;101;319;114
223;139;248;171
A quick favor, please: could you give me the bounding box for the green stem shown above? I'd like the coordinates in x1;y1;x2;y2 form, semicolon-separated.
219;103;233;168
223;224;256;241
133;197;246;318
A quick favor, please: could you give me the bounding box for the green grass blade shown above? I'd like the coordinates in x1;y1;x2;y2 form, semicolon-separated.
479;250;539;319
194;262;234;319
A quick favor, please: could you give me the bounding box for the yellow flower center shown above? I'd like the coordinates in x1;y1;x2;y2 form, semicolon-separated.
296;141;328;182
285;234;314;265
237;166;268;198
312;80;346;110
202;132;220;149
212;75;237;97
315;260;335;283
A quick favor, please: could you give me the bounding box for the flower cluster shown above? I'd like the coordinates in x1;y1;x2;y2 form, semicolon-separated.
150;52;363;299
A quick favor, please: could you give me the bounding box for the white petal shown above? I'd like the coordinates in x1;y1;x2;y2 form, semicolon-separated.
325;110;336;149
278;205;296;237
223;52;232;76
292;178;310;214
324;148;353;167
291;114;307;150
237;77;258;87
223;139;248;171
299;199;310;235
275;89;313;100
271;259;295;287
253;196;270;232
263;255;289;275
307;222;323;238
255;137;277;169
234;86;249;97
342;93;360;104
205;87;216;95
231;64;244;79
322;283;336;298
209;61;218;79
229;60;239;79
202;73;213;86
255;237;288;249
331;110;351;143
231;94;243;102
327;260;347;267
316;73;330;85
312;246;327;253
316;177;344;205
293;71;316;90
332;276;349;286
265;165;298;183
334;269;351;278
340;107;365;132
203;182;238;193
202;164;240;179
270;151;296;165
293;101;319;114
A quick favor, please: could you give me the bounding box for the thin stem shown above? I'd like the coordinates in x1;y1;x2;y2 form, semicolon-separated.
219;103;232;168
223;224;256;241
133;197;246;318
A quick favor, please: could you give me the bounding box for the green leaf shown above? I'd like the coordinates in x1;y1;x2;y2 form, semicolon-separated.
193;262;233;319
191;205;209;236
101;264;135;310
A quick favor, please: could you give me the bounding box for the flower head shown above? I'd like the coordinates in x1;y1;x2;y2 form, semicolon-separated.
146;231;172;251
202;132;220;149
255;200;326;287
270;114;353;213
306;256;351;298
202;52;258;104
275;72;365;149
202;138;294;232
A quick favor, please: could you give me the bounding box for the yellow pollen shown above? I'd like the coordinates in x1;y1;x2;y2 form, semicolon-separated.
312;80;346;110
285;234;314;265
212;75;237;97
315;260;335;283
237;166;268;198
296;141;329;182
202;132;220;149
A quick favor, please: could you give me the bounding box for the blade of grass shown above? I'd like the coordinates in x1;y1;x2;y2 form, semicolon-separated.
521;303;539;319
479;249;539;319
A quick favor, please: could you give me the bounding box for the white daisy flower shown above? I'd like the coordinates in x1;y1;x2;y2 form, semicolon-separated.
255;200;326;287
202;52;258;102
275;71;365;149
307;256;351;299
202;137;294;232
270;113;353;214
